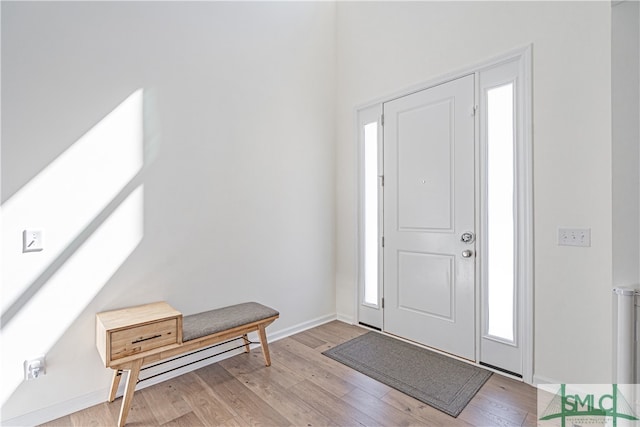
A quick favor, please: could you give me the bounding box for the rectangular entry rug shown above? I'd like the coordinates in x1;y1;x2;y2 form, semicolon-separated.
322;331;491;417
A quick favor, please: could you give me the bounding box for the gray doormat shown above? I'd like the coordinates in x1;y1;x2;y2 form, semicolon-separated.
322;331;491;417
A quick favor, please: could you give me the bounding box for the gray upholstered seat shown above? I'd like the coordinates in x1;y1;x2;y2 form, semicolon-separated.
182;302;279;342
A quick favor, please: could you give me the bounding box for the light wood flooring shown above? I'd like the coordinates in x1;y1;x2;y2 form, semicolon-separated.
42;321;537;426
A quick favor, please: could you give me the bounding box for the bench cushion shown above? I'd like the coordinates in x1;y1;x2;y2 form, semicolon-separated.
182;302;279;342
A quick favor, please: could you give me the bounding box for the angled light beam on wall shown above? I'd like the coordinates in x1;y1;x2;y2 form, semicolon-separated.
1;90;144;317
0;90;145;406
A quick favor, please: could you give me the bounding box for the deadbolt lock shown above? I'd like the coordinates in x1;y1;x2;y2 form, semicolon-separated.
461;232;475;244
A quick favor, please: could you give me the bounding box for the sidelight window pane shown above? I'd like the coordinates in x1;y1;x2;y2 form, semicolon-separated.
364;122;379;305
486;83;515;342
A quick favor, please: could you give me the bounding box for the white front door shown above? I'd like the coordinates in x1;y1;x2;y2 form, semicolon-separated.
383;74;476;360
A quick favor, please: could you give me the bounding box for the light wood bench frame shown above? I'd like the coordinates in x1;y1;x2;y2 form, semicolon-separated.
96;302;278;427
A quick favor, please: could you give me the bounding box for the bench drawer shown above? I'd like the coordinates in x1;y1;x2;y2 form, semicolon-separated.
96;302;183;367
110;319;179;360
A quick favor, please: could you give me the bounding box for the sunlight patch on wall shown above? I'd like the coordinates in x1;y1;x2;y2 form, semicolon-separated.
1;90;143;314
0;90;145;406
1;187;143;404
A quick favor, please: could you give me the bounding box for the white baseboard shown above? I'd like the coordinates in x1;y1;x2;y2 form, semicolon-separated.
2;312;338;427
532;374;563;386
1;388;112;427
336;313;354;324
268;312;337;342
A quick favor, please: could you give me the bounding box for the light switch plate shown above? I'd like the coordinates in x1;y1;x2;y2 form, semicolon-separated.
23;230;43;252
558;227;591;247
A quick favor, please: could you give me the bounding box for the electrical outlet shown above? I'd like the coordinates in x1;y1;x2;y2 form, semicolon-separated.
24;356;46;380
558;227;591;247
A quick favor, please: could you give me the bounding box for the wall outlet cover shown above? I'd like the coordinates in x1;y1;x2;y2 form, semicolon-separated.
558;227;591;247
24;356;46;380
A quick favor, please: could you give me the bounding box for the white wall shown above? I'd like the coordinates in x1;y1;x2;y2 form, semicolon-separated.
335;1;612;384
612;1;640;288
1;1;336;421
0;1;619;422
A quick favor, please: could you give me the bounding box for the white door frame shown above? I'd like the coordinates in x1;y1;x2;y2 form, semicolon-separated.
356;45;533;384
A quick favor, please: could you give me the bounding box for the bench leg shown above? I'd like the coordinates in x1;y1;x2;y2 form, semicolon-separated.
242;334;251;353
117;359;143;427
108;369;123;403
257;324;271;366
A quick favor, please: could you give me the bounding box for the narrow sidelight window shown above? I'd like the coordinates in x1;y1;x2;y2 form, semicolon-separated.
363;122;379;306
486;82;515;342
358;104;383;329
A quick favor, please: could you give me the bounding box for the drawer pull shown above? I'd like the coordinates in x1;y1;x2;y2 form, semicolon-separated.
132;334;162;344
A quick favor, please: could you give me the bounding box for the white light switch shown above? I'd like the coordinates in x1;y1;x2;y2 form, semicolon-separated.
558;228;591;247
23;230;43;252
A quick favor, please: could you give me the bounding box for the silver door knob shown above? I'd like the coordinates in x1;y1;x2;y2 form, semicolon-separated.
461;232;475;244
462;250;473;258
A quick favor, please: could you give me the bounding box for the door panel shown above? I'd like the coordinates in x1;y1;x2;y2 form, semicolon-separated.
397;251;454;320
383;75;475;360
397;99;453;231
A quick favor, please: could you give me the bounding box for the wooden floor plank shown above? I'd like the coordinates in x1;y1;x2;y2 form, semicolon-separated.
269;339;357;398
137;380;192;425
170;372;236;426
381;388;474;427
281;333;394;398
219;349;304;390
318;320;370;341
41;321;538;427
458;401;523;427
289;379;381;426
217;416;250;427
523;411;539;427
289;329;328;349
68;402;114;427
160;411;203;427
195;363;293;426
342;387;428;426
477;374;538;414
217;349;266;375
234;366;338;426
465;392;528;425
302;324;350;347
110;385;160;427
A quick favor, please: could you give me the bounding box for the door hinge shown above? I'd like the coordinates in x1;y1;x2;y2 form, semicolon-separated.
472;105;478;116
380;175;384;187
381;236;385;247
381;114;384;126
382;297;384;309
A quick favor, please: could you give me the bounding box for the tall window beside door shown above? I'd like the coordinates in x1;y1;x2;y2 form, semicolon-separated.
358;105;383;329
486;82;516;343
478;53;532;378
363;121;379;306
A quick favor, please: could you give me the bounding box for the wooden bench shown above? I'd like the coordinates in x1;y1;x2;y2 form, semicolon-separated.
96;301;279;427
